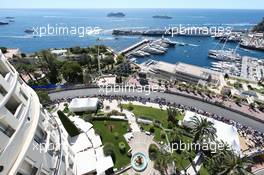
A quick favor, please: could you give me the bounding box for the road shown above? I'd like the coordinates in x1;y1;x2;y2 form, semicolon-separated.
49;88;264;133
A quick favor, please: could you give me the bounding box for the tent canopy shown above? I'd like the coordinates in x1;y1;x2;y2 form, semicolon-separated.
69;98;99;112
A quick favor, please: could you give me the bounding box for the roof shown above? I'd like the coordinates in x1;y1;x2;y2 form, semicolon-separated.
95;147;114;174
76;149;97;175
96;156;114;175
86;128;102;148
175;62;211;79
70;117;93;132
70;133;92;153
152;61;176;74
69;98;99;112
183;111;241;153
51;49;67;55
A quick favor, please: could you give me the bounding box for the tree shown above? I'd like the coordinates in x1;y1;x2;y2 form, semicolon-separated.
118;142;126;153
0;47;7;54
60;61;82;83
36;91;51;106
127;102;134;111
154;151;173;175
116;54;125;64
149;144;159;160
253;17;264;32
190;116;217;144
57;110;80;137
167;107;180;124
38;50;60;84
103;143;116;163
16;63;37;81
206;149;253;175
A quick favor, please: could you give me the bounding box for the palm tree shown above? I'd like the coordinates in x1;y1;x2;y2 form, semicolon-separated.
190;116;217;144
167;107;180;124
207;149;253;175
154;152;174;175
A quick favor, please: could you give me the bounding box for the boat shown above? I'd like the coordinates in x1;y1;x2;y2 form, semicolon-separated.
129;58;137;62
141;46;165;54
0;21;9;25
160;38;176;46
208;49;241;61
24;28;34;34
5;17;14;19
150;44;167;52
9;19;15;22
152;15;172;19
107;12;125;18
131;51;150;57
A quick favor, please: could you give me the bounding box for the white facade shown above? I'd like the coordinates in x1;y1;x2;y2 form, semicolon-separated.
0;50;75;175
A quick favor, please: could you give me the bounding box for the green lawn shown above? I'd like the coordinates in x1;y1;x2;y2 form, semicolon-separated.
122;104;183;127
92;120;130;169
140;124;167;143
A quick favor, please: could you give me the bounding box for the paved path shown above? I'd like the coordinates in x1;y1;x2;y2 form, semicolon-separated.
49;88;264;133
126;132;160;175
123;110;141;132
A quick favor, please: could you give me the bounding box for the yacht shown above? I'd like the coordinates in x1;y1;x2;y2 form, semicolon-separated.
141;45;165;54
208;49;241;61
24;28;34;34
0;21;9;25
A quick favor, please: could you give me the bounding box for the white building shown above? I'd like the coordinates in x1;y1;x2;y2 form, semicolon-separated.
0;50;76;175
0;50;114;175
146;61;222;86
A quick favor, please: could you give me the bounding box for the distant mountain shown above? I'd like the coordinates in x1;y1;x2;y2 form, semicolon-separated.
153;15;172;19
253;17;264;32
107;12;125;18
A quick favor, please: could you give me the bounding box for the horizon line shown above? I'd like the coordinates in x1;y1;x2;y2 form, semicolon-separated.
1;7;264;10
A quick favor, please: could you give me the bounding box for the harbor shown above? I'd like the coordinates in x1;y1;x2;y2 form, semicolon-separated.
119;38;176;60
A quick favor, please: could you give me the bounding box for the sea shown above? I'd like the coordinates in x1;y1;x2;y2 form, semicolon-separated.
0;9;264;68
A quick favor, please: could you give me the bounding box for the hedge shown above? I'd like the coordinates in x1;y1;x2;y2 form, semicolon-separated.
57;110;80;137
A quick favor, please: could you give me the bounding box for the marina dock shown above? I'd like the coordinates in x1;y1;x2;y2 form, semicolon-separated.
119;39;150;55
119;38;176;58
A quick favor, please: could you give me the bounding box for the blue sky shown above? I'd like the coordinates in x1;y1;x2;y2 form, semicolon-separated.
1;0;264;9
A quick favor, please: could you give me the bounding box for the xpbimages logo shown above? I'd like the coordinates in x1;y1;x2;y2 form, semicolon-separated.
162;140;232;154
32;24;102;37
99;84;166;95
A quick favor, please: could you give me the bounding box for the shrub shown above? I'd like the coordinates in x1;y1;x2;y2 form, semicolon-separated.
127;102;134;111
149;126;155;133
114;132;119;140
149;144;159;160
118;142;126;153
57;110;80;137
160;131;166;139
106;110;125;117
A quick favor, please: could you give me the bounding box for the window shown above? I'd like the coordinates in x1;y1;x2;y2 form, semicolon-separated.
34;126;46;144
5;95;21;115
0;85;7;96
20;88;28;101
0;122;14;137
0;63;9;78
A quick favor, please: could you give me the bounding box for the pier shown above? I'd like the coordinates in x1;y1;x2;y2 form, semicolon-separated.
119;39;150;56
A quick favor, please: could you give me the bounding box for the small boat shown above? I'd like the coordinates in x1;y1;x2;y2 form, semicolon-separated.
0;21;9;25
6;17;14;19
24;28;34;34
